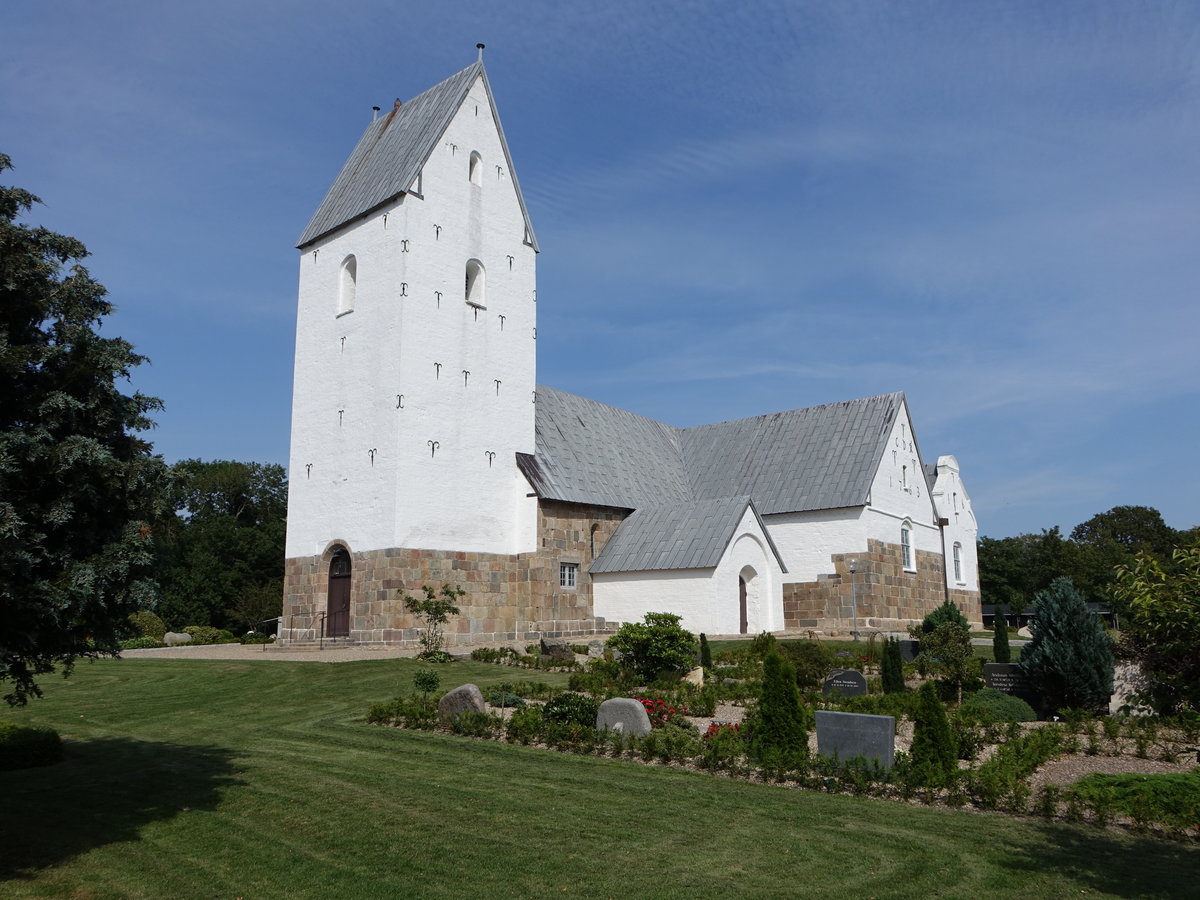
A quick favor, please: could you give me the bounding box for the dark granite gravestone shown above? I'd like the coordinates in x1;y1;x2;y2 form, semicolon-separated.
822;669;868;698
899;640;920;662
983;663;1039;708
815;710;895;769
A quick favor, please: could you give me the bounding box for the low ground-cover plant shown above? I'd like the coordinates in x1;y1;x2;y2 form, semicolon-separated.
1067;771;1200;835
0;721;63;770
239;630;274;644
542;691;600;727
486;690;525;709
120;636;165;650
959;688;1037;724
184;625;238;645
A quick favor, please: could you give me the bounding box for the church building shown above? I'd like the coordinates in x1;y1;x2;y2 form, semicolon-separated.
280;55;981;646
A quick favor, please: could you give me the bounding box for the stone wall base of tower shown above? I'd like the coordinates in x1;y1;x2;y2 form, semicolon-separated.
781;539;982;635
280;500;629;648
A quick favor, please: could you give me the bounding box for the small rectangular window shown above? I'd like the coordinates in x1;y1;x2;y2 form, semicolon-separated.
559;562;578;589
901;526;914;571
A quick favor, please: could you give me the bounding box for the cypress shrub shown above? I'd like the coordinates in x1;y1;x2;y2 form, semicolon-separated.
992;607;1011;664
910;681;957;785
699;633;713;670
747;649;809;770
0;722;63;770
882;636;905;694
919;599;970;634
1019;577;1114;715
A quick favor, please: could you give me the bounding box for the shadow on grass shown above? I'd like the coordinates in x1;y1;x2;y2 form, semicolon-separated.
1005;821;1200;897
0;737;241;879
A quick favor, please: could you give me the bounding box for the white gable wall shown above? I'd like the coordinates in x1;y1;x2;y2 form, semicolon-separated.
764;507;865;583
929;455;980;592
591;506;784;634
286;74;537;559
864;401;941;560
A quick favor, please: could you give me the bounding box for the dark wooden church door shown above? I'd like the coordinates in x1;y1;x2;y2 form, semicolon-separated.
327;548;351;637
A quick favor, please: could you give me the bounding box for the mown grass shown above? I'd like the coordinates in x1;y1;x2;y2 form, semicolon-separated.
1;656;1197;898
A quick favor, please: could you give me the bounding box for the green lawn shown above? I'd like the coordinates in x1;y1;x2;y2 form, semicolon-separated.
2;657;1197;898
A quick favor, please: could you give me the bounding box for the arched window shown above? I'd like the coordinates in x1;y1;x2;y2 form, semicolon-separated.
953;542;963;582
901;523;913;571
465;259;485;308
469;151;482;186
338;255;357;315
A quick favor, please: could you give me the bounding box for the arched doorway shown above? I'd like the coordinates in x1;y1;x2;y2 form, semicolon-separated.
738;565;759;635
327;547;351;638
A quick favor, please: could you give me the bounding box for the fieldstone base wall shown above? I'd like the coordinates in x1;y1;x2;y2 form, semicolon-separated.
280;501;628;647
782;538;982;635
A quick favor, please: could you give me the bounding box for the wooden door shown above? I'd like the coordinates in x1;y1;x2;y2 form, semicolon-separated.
739;577;748;635
327;548;351;637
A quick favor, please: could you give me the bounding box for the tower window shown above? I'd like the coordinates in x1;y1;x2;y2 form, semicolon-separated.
465;259;485;308
559;562;578;589
953;542;963;583
901;524;914;571
338;255;357;315
469;151;482;186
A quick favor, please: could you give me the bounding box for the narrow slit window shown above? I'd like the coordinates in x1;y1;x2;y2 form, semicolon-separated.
901;524;913;571
338;255;357;314
953;543;963;582
469;151;482;186
465;259;485;308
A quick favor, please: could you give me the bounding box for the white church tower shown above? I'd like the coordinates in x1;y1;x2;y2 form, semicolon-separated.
282;51;541;641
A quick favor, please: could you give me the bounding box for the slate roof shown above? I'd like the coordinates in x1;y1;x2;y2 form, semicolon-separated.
525;386;903;517
298;61;538;250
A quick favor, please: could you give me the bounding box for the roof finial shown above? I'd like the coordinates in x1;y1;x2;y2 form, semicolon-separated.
476;43;485;62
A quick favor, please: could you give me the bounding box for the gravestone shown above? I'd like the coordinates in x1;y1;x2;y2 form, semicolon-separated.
899;640;919;662
164;631;192;646
815;710;895;769
595;698;651;737
586;639;606;659
983;663;1038;708
438;683;487;721
822;668;868;698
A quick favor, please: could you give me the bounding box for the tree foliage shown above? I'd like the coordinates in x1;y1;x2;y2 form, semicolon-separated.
400;583;465;661
910;680;957;786
881;637;905;694
155;459;286;631
917;598;970;635
992;607;1011;664
605;612;698;682
0;155;170;705
1019;577;1114;714
913;622;974;703
1111;542;1200;713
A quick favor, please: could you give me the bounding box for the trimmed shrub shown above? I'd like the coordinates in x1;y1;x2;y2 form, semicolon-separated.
128;610;166;641
542;692;600;727
959;688;1036;724
120;636;164;650
606;612;698;682
1068;771;1200;833
183;625;237;646
506;704;545;744
0;722;63;770
881;636;905;694
450;710;503;738
486;690;525;709
699;633;713;670
910;681;957;786
780;640;835;692
919;599;970;634
992;608;1011;664
1020;577;1115;714
749;631;777;659
746;649;808;771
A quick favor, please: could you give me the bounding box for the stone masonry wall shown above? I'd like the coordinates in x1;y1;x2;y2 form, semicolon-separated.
280;500;628;647
782;538;982;635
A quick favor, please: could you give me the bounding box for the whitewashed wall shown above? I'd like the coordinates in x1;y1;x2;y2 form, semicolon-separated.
286;74;537;559
929;455;980;591
864;401;941;561
765;506;865;583
592;506;783;634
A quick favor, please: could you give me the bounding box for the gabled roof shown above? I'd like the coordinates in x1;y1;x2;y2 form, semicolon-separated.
523;386;905;516
590;496;787;574
297;61;538;250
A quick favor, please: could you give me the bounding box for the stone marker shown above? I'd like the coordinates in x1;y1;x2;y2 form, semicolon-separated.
816;710;895;768
587;639;607;659
164;631;192;646
540;637;575;660
982;663;1039;705
822;668;868;698
834;651;852;658
682;666;704;687
438;683;487;721
595;698;652;737
899;640;920;662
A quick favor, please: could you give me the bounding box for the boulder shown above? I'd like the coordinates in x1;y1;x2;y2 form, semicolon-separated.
595;698;651;737
540;637;575;661
587;639;607;659
438;683;486;721
682;666;704;687
164;632;192;646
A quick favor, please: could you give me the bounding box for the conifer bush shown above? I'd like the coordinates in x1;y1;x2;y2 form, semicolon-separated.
881;636;905;694
910;681;957;786
746;649;809;771
699;633;713;670
992;607;1011;664
1019;577;1114;714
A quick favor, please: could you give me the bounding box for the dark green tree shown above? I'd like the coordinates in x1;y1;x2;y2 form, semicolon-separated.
155;459;287;631
747;649;808;771
1019;577;1114;714
918;598;970;634
780;639;835;692
910;680;957;786
881;636;905;693
992;606;1011;664
699;633;712;670
606;612;698;683
0;154;169;705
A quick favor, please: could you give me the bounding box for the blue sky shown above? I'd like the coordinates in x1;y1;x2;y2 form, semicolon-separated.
5;0;1199;539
